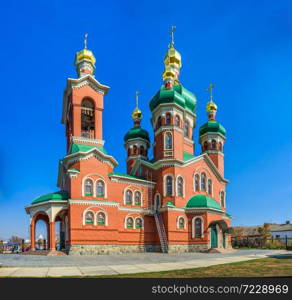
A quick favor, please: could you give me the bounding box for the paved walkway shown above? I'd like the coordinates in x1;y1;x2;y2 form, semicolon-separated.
0;250;289;277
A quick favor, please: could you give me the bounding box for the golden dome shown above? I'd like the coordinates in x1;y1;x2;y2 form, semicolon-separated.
206;100;218;113
132;107;142;119
75;48;96;66
164;47;182;68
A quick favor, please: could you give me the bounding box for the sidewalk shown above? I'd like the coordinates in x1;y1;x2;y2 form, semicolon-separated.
0;252;282;277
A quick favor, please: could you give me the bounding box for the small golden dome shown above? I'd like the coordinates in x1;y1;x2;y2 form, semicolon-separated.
75;48;96;66
206;100;218;113
164;47;182;68
132;107;142;119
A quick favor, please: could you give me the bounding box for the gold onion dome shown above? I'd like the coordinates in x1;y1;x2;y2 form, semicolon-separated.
206;100;218;113
75;48;96;66
132;107;142;119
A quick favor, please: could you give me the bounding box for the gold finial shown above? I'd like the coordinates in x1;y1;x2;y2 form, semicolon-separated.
169;25;176;48
84;33;88;49
206;83;215;101
135;90;140;108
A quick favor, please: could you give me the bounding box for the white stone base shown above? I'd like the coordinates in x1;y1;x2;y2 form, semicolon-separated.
168;244;209;253
67;244;161;255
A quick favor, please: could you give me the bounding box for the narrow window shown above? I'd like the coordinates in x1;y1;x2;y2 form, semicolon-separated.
184;120;189;137
133;145;138;155
128;147;131;156
207;179;212;195
175;115;180;127
195;174;200;191
135;218;143;229
177;177;184;196
97;212;105;225
165;132;173;149
201;173;206;191
85;179;93;196
165;113;171;125
96;181;104;197
219;142;223;151
203;141;208;151
126;217;134;229
195;218;202;237
211;139;217;150
81;98;95;138
140;145;145;156
157;116;162;128
134;191;141;205
85;212;94;225
125;190;133;205
220;191;225;207
178;217;185;229
166;176;173;196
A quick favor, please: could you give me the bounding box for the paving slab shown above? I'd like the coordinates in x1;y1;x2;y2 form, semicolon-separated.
0;268;19;277
47;267;82;277
12;267;48;278
107;264;145;274
79;266;118;276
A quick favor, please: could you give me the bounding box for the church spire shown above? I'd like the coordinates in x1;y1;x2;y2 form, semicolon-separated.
132;91;142;128
162;26;182;89
74;33;96;77
206;83;218;121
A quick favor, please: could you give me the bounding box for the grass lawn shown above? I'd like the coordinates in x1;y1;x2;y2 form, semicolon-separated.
94;257;292;278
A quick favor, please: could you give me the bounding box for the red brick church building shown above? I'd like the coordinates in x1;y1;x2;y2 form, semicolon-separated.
25;32;232;255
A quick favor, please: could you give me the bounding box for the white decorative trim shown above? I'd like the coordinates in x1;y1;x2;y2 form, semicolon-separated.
109;174;155;187
69;199;119;207
96;209;108;226
177;216;187;229
83;209;95;225
134;216;144;229
175;175;185;197
124;187;133;205
71;136;105;146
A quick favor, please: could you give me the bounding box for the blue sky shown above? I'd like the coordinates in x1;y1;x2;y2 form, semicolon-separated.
0;0;292;239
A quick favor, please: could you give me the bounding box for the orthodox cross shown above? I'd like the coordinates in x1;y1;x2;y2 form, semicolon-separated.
170;25;176;48
136;91;140;108
84;33;88;49
206;83;215;101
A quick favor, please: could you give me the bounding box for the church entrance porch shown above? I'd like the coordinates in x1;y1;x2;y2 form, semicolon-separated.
210;224;218;248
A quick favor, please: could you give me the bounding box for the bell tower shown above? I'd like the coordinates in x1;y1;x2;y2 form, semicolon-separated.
61;34;110;153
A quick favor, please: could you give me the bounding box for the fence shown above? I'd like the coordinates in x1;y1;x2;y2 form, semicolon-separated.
231;235;292;250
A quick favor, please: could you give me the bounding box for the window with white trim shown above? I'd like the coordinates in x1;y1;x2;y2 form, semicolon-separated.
166;176;173;196
85;211;94;225
125;190;133;205
177;176;184;196
96;180;105;197
165;132;173;150
201;173;206;191
194;218;202;238
194;174;200;191
126;217;134;229
135;218;143;229
85;179;93;196
207;179;212;195
178;217;185;229
220;191;225;207
97;212;105;225
134;191;141;206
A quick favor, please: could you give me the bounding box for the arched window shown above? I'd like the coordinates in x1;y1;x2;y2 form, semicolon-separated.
96;180;105;197
220;191;225;207
126;217;134;229
85;211;94;225
133;145;138;155
207;179;212;195
166;176;173;196
211;139;217;150
134;191;141;205
175;115;180;127
177;176;184;196
165;132;173;149
154;193;161;210
194;218;202;238
201;173;206;191
125;190;133;205
127;147;131;156
219;142;223;151
195;174;200;191
178;217;185;229
165;113;171;125
184;120;189;137
97;212;105;225
140;145;145;156
157;116;162;128
85;179;93;196
203;141;208;151
135;218;143;229
81;98;95;138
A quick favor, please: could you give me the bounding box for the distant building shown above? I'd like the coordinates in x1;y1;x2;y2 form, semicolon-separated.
270;221;292;238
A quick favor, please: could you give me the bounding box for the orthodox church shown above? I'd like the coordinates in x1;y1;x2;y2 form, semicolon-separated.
25;29;232;255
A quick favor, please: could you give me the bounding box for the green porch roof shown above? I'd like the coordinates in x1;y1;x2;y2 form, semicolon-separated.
108;172;145;180
183;152;195;162
124;127;150;142
32;191;69;205
199;120;226;136
70;143;107;155
149;84;197;112
186;194;221;210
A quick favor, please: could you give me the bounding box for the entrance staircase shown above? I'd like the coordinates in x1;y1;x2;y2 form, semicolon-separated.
154;212;168;253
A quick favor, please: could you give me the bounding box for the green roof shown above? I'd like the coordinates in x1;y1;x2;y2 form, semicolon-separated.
165;201;175;207
108;172;145;181
199;120;226;136
67;168;80;172
183;152;195;161
124;127;150;142
186;194;221;210
225;213;232;218
70;143;107;155
32;191;69;205
149;84;197;112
